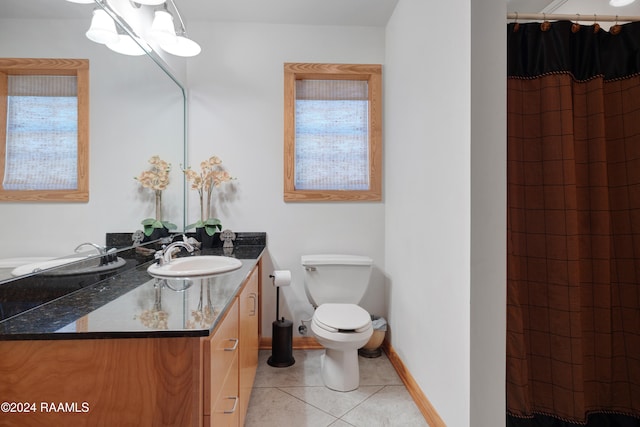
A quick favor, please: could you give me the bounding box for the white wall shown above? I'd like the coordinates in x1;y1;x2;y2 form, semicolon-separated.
0;18;184;258
185;22;387;335
385;0;507;425
385;0;471;425
470;1;507;426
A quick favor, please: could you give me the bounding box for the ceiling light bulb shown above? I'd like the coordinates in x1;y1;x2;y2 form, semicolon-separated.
149;10;177;45
610;0;636;6
85;9;119;45
159;35;201;57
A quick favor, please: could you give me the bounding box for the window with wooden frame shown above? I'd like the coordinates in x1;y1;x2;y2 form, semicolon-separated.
0;58;89;202
284;63;382;201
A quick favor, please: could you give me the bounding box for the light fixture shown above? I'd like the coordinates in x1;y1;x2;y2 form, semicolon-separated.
157;0;201;57
610;0;636;6
148;8;177;45
69;0;200;57
132;0;166;5
106;32;147;56
85;8;119;45
159;31;201;57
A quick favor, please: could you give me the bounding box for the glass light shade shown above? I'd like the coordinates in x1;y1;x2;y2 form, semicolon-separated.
65;0;95;3
159;36;201;57
106;35;147;56
149;10;177;45
85;9;119;45
610;0;636;6
134;0;166;5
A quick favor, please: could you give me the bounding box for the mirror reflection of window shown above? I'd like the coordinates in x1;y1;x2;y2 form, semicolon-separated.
0;58;89;202
5;75;79;191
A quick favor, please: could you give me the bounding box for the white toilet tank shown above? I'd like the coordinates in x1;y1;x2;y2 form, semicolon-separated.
301;254;373;307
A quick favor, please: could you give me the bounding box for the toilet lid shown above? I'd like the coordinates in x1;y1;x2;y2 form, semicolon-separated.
314;303;371;333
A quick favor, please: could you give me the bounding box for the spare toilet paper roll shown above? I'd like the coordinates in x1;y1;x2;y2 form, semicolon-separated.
272;270;291;287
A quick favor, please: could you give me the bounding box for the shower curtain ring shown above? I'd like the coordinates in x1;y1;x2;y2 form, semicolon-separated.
540;13;551;31
572;14;581;33
593;14;601;33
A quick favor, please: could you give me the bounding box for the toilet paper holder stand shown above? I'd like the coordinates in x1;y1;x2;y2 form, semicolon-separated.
267;271;295;368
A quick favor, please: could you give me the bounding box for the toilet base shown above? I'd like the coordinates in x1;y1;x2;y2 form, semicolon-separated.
358;347;382;358
320;348;360;392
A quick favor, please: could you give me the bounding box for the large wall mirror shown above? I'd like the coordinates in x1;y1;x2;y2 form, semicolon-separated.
0;0;186;263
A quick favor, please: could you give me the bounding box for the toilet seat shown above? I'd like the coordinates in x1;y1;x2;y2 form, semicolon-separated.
313;303;371;333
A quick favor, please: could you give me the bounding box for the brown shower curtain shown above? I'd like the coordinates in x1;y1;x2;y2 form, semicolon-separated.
507;20;640;426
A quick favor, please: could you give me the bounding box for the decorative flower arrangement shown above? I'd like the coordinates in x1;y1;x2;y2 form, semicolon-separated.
135;155;177;237
183;155;233;236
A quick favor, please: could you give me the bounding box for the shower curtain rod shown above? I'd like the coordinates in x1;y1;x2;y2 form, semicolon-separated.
507;12;640;22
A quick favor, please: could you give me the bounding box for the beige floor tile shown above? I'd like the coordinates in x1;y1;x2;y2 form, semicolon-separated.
245;387;337;427
254;350;324;387
329;420;356;427
249;349;427;426
280;385;382;418
341;386;429;427
359;354;404;386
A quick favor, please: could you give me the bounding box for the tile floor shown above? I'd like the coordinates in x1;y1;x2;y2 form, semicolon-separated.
245;349;428;427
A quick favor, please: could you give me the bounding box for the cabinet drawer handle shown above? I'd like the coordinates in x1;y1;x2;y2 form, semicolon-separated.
223;396;239;414
224;338;238;351
249;293;257;316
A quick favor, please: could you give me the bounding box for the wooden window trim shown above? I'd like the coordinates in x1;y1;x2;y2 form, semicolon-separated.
284;63;382;202
0;58;89;202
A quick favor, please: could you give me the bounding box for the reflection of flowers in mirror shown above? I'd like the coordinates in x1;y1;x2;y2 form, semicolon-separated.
187;284;219;329
183;156;234;237
136;155;170;191
135;155;177;236
137;308;169;329
135;281;169;329
187;305;218;329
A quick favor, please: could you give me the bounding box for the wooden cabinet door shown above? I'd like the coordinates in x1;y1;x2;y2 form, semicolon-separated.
239;265;260;426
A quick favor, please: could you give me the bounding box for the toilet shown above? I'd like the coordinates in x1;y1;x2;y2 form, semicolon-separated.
301;254;374;392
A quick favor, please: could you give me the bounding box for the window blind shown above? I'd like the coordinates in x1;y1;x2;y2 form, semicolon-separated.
294;79;369;191
4;75;78;190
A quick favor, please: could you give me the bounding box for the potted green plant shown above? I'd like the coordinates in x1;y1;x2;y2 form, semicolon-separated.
183;156;233;247
135;155;177;239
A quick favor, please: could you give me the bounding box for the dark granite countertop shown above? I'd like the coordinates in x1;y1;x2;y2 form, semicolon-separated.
0;232;265;341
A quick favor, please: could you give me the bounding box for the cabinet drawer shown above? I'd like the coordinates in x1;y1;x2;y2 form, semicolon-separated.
211;355;239;427
203;299;239;416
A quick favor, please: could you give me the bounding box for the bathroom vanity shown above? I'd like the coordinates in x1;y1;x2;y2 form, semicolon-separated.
0;233;264;427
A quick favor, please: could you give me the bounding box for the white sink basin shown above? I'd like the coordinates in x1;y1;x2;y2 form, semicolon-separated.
147;255;242;278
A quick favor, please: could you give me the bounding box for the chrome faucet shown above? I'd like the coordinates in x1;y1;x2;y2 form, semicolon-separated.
155;235;195;265
75;242;117;266
74;242;107;255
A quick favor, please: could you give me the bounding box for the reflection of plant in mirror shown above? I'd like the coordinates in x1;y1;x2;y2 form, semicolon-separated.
135;282;169;329
183;156;234;236
137;308;169;329
135;155;177;236
187;285;219;329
